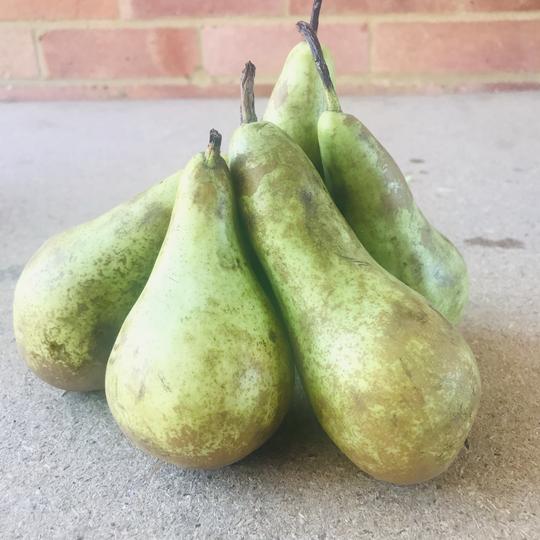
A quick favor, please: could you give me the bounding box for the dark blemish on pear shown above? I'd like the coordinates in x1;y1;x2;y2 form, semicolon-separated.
215;197;226;219
343;114;357;128
76;302;90;315
158;374;172;393
300;189;313;207
331;181;348;214
44;338;70;365
141;202;166;226
464;237;525;249
337;254;369;266
31;340;104;392
89;321;118;367
192;182;217;207
352;392;367;412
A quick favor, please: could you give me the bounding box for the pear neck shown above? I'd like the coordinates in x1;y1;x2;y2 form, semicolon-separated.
324;88;341;113
297;20;342;113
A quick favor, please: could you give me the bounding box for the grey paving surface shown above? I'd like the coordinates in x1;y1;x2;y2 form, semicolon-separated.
1;93;539;539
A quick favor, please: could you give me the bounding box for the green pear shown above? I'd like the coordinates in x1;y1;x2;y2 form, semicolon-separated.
105;130;293;468
229;64;480;485
298;22;468;324
263;0;335;177
13;173;179;391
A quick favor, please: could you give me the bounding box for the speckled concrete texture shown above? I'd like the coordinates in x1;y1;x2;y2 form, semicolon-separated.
1;93;539;539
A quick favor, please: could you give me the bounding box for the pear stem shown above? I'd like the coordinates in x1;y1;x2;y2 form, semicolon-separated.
205;129;222;167
240;61;257;124
297;21;341;113
310;0;323;34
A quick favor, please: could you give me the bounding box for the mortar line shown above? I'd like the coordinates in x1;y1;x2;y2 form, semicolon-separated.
192;26;205;81
1;11;540;29
3;72;540;88
339;72;540;84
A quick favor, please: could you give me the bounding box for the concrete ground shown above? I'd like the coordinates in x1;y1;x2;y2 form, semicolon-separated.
0;93;539;539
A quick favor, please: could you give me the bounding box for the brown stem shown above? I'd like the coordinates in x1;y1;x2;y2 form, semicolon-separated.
296;21;341;113
240;61;257;124
208;129;222;153
205;128;222;166
310;0;323;34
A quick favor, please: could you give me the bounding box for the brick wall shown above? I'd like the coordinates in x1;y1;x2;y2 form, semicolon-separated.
1;0;539;100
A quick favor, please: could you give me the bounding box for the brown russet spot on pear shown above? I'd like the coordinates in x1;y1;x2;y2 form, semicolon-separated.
192;180;217;207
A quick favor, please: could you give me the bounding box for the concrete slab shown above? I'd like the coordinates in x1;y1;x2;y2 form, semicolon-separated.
1;93;539;539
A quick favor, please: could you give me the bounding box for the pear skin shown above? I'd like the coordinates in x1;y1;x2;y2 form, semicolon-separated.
105;130;293;468
229;66;480;484
13;173;179;391
298;22;468;323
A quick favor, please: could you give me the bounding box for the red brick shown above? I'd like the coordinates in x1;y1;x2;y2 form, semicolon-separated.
40;29;199;79
290;0;461;14
125;0;283;18
373;21;540;74
0;0;118;20
202;24;298;77
0;29;39;79
319;24;369;75
463;0;540;10
202;22;368;77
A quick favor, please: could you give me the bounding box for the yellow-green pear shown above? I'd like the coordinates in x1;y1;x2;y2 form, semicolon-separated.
229;63;480;485
263;0;335;177
13;173;179;391
298;22;468;323
105;130;294;468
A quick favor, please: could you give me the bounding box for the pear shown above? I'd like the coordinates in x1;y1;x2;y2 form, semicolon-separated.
229;63;480;485
263;0;335;177
105;130;293;468
13;173;179;391
298;22;468;324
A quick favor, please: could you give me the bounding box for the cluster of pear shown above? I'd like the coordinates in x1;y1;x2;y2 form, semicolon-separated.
13;3;480;485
